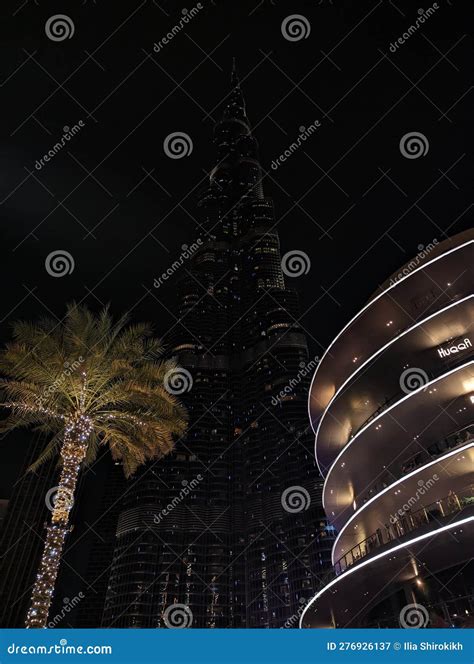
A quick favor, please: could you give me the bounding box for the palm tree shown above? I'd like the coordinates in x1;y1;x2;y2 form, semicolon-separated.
0;304;188;628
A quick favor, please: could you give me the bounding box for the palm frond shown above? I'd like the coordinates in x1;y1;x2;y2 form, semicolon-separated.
27;432;63;473
0;304;188;478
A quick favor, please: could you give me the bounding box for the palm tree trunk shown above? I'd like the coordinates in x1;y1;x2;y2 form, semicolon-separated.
25;424;89;628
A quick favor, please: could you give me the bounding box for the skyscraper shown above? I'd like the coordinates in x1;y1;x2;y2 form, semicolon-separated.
0;435;57;627
102;64;333;628
0;435;125;628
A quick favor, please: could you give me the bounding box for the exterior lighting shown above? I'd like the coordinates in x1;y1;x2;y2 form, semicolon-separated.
305;236;474;629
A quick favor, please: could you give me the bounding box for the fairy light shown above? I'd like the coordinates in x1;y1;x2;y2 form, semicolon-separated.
25;413;93;628
9;344;184;629
78;370;87;411
25;524;69;628
2;401;64;420
107;414;146;426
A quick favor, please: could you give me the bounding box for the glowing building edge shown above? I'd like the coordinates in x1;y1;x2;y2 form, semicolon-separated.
301;229;474;628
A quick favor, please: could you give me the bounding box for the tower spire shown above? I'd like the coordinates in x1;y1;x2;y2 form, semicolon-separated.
223;57;246;123
208;60;264;200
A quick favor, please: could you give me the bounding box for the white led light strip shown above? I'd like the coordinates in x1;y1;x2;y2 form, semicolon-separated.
321;360;474;511
299;515;474;629
331;440;474;564
314;295;474;473
307;239;474;436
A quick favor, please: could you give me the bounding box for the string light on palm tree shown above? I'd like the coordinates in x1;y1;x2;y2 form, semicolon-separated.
0;304;188;628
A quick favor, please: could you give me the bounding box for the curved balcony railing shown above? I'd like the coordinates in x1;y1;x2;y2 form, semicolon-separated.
347;353;474;441
333;489;473;577
312;286;473;428
401;424;474;474
356;424;474;508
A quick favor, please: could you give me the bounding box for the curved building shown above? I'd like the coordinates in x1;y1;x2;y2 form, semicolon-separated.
301;230;474;628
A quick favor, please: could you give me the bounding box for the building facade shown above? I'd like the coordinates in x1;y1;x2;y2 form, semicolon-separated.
0;436;125;628
0;436;58;627
301;231;474;628
102;64;333;628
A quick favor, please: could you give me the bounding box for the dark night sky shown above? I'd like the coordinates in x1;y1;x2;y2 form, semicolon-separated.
1;0;472;494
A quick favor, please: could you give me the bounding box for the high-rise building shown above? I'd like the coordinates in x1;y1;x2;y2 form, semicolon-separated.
301;231;474;628
61;453;126;628
0;438;124;629
102;64;333;628
0;435;57;627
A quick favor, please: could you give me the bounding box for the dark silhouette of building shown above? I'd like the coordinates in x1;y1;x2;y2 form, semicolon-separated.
0;434;57;627
58;453;126;628
102;64;333;628
0;437;124;628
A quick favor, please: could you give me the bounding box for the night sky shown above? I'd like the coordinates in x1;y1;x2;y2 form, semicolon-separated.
1;0;473;494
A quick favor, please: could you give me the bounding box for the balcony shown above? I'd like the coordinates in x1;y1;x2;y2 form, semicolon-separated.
316;334;474;476
303;232;474;630
301;502;474;627
357;424;474;508
352;350;473;442
333;489;473;576
309;235;474;431
323;361;474;529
